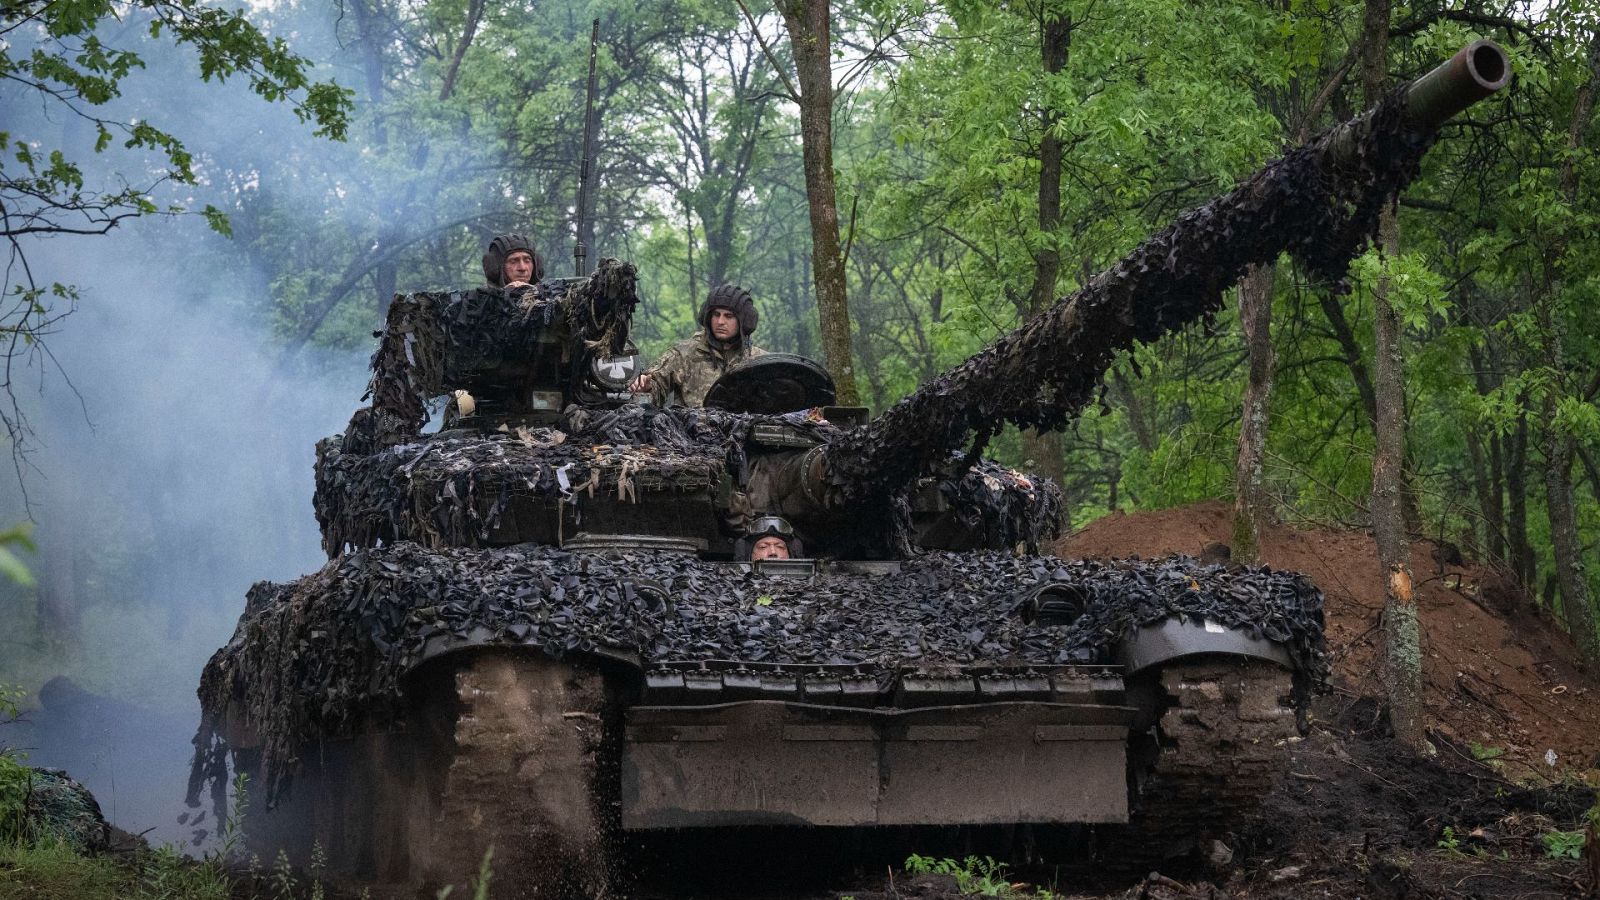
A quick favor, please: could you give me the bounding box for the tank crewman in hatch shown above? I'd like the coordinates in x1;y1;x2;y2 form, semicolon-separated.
736;516;804;561
482;232;544;291
629;283;766;407
448;233;548;424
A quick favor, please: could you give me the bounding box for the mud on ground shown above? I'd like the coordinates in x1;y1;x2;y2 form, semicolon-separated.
807;503;1599;899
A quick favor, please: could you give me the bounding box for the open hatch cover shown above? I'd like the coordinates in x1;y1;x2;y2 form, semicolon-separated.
703;353;836;414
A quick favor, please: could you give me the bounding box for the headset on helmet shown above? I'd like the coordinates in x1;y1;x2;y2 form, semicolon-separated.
482;233;544;287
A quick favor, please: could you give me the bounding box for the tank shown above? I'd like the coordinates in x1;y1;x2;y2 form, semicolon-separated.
191;40;1509;897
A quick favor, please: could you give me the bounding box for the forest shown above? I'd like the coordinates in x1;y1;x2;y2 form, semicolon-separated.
0;0;1596;892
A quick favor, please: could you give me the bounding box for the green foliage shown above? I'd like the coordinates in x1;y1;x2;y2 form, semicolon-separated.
434;845;494;900
0;838;232;900
903;853;1055;897
1468;741;1506;773
1541;828;1585;860
0;524;37;589
1544;805;1600;861
0;0;351;345
0;683;23;724
0;753;30;844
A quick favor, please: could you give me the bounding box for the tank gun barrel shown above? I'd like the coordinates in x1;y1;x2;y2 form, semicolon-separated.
821;40;1509;504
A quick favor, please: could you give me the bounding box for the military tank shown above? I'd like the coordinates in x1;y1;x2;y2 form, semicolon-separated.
191;40;1509;897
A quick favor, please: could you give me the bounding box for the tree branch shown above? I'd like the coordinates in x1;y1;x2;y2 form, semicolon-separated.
734;0;801;103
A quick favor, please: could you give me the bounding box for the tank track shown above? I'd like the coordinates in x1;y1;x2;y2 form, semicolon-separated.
1117;659;1297;866
418;653;619;899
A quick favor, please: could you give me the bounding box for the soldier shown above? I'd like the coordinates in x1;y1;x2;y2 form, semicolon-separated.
481;233;544;290
630;283;766;407
447;234;547;425
736;515;804;561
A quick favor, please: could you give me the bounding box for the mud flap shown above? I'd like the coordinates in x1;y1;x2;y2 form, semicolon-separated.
621;700;1135;828
1116;617;1293;676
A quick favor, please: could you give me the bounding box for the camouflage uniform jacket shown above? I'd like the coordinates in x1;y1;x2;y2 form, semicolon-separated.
645;331;766;408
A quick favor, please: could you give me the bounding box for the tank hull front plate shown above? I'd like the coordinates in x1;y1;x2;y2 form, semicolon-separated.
621;700;1135;828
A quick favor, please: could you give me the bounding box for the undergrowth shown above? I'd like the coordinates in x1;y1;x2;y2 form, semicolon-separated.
904;854;1059;898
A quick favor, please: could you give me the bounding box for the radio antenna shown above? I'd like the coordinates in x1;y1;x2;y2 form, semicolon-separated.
574;18;600;277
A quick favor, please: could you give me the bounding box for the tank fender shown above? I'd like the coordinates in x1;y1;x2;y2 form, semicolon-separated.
405;625;644;680
1114;617;1292;677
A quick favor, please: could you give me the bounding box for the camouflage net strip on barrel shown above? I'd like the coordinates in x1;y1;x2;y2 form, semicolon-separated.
825;89;1438;502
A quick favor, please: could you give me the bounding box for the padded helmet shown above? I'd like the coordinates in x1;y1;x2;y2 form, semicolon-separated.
698;283;758;341
482;233;543;287
736;515;804;561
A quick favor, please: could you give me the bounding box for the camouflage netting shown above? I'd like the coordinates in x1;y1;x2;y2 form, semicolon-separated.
346;258;639;453
937;458;1063;554
826;89;1438;501
318;404;757;555
193;545;1324;805
315;405;1062;557
7;767;112;853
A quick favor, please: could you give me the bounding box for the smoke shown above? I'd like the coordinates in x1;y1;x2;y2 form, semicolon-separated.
0;217;366;846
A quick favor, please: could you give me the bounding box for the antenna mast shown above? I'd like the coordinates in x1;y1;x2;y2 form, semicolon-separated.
574;18;600;277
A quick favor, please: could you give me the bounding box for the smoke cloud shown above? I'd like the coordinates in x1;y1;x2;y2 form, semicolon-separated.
0;221;366;847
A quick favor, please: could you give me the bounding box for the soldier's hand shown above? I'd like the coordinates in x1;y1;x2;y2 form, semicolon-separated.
505;280;533;290
629;373;653;394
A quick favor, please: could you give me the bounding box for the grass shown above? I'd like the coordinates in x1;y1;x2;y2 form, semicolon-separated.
903;854;1059;898
0;761;249;900
0;839;230;900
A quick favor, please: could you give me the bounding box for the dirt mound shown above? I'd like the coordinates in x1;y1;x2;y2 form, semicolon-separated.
1059;500;1600;779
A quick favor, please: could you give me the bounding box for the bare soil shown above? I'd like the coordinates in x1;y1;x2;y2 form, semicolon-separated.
1061;500;1600;780
803;501;1600;900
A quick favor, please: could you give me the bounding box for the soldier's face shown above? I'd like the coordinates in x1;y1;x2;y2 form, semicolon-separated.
709;307;740;341
752;536;789;560
503;251;535;285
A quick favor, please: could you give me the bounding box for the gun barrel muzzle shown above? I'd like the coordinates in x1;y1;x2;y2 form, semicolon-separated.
1404;39;1511;132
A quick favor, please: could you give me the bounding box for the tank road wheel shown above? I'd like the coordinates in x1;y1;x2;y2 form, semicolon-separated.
415;650;620;899
1118;658;1297;866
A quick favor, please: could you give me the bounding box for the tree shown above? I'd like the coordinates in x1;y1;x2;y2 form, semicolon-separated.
0;0;350;463
1018;3;1071;492
1537;22;1600;663
1231;262;1277;563
772;0;862;405
1360;0;1424;750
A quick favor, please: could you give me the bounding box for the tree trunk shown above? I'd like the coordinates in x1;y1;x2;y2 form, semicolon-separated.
1538;27;1600;664
1113;368;1156;454
1316;291;1379;426
36;516;80;646
1371;204;1423;747
348;0;394;315
437;0;485;102
1020;8;1073;493
1506;415;1536;586
1465;341;1507;562
777;0;860;404
1544;431;1598;660
1461;422;1495;559
1232;262;1277;564
1361;0;1424;751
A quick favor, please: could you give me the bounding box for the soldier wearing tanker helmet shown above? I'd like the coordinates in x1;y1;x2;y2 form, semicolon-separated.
482;233;544;290
736;515;803;561
630;283;766;408
446;234;548;426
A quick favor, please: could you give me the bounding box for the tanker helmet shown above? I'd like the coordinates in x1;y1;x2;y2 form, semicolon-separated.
482;233;544;287
737;515;803;561
699;283;758;342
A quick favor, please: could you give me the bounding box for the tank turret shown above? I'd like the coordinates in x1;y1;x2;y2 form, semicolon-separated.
196;41;1509;898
